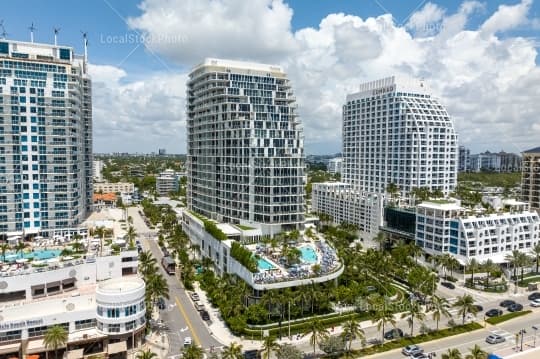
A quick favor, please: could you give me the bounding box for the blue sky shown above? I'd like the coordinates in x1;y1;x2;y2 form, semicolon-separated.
2;0;540;154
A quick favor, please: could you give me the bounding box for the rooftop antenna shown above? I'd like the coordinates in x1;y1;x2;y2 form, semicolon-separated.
81;31;88;61
0;20;7;39
53;27;60;46
29;22;36;43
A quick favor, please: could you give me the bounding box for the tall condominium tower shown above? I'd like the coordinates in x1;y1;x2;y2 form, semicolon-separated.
187;59;305;234
522;147;540;212
0;39;92;238
342;76;458;196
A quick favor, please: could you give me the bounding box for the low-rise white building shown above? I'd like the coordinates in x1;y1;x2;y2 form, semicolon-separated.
94;182;135;195
415;200;540;264
311;182;384;240
327;158;343;175
0;250;144;358
156;169;180;196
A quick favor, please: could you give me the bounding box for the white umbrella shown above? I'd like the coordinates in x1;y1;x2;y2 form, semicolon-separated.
15;258;28;264
47;257;60;264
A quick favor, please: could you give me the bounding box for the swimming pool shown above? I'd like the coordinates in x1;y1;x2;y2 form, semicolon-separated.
257;258;275;271
4;249;62;261
300;246;318;264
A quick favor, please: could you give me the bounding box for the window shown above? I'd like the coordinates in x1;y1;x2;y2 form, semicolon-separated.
75;319;96;330
108;324;120;333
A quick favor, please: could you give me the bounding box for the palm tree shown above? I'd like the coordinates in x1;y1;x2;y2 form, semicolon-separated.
0;243;10;262
126;225;137;249
465;344;487;359
453;294;477;325
138;250;157;277
303;318;329;356
373;232;386;251
371;297;396;342
261;336;279;359
401;301;426;336
222;341;243;359
182;345;204;359
431;296;451;330
341;319;365;357
14;241;27;259
386;182;399;204
146;273;170;312
505;249;521;280
466;258;480;286
442;348;462;359
43;325;68;359
482;259;497;287
532;242;540;274
136;349;158;359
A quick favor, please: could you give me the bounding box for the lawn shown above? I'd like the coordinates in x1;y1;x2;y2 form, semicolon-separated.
486;310;532;325
458;172;521;188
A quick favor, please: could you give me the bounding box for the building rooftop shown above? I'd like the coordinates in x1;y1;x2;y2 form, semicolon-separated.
193;58;284;74
97;276;144;293
93;193;117;202
216;223;241;236
418;200;462;210
523;146;540;154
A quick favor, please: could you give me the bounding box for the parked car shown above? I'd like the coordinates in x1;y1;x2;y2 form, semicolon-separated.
410;353;429;359
500;300;516;308
190;292;200;301
486;334;505;344
384;328;404;340
508;303;524;312
531;299;540;307
402;344;423;356
183;336;192;348
243;350;261;359
529;292;540;301
200;310;210;321
485;309;503;317
473;304;484;312
441;282;455;289
157;297;166;310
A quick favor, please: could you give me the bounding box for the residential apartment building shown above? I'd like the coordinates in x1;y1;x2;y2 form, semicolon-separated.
522;146;540;211
415;200;540;263
313;76;457;240
311;182;383;237
186;58;305;235
156;169;179;196
458;146;470;172
342;76;458;196
327;157;343;175
93;159;104;181
469;151;521;172
93;182;134;194
0;250;144;358
0;39;92;238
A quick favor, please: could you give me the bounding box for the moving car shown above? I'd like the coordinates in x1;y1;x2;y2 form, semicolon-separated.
402;344;423;356
485;309;503;317
529;292;540;301
531;299;540;307
508;303;524;312
183;336;192;348
486;334;505;344
410;353;429;359
499;300;516;308
441;282;455;289
384;328;404;340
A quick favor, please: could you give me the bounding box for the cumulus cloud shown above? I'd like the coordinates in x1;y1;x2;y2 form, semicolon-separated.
92;0;540;154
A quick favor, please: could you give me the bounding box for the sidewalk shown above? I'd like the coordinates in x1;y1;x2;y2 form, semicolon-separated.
143;309;171;358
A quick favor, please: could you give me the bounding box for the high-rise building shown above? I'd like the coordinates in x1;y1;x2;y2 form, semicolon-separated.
342;76;458;196
327;157;343;175
469;151;521;173
93;159;104;181
522;146;540;211
0;39;92;238
458;146;470;172
313;76;457;241
186;58;304;235
156;169;179;196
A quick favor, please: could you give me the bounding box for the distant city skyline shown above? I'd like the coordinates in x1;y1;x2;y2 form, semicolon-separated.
2;0;539;154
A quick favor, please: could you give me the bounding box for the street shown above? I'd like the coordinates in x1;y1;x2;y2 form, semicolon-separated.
128;206;222;357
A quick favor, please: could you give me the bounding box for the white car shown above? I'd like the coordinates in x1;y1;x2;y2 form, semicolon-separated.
531;299;540;307
183;336;192;348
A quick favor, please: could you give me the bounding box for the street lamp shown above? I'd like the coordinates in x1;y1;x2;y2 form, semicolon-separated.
533;325;538;347
520;328;527;351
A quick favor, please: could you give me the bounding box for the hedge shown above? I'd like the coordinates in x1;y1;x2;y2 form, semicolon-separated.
204;220;227;241
230;241;257;273
486;310;531;325
355;322;483;356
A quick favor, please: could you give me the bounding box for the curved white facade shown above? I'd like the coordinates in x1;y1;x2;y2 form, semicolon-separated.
96;277;146;335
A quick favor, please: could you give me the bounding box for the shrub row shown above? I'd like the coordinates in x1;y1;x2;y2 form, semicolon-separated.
204;220;228;241
230;241;257;273
486;310;531;325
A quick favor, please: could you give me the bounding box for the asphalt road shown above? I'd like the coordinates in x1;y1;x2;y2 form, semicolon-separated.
128;207;221;357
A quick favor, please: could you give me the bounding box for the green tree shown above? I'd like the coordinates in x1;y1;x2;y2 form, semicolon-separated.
221;342;243;359
341;319;365;357
465;344;487;359
303;318;329;356
43;325;68;359
386;182;399;204
138;250;157;278
531;242;540;274
0;243;10;262
126;225;137;249
442;348;462;359
453;294;477;325
136;349;158;359
261;336;279;359
401;301;426;336
318;335;346;358
182;345;204;359
14;241;27;259
431;296;451;330
466;258;480;285
275;344;303;359
371;297;396;342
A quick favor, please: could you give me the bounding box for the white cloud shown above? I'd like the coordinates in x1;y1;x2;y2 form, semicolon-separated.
92;0;540;154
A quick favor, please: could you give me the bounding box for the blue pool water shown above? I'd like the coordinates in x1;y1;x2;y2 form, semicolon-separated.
300;246;318;264
257;258;275;271
4;249;62;261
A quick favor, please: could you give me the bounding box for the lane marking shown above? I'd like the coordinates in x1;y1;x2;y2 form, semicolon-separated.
175;296;202;347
